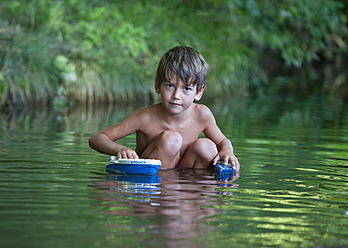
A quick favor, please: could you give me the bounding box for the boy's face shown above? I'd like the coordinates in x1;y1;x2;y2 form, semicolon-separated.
155;74;205;115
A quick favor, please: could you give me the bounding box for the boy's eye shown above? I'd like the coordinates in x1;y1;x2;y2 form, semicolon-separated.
184;87;192;92
165;83;174;89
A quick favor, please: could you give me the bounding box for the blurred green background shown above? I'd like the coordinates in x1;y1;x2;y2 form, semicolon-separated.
0;0;347;110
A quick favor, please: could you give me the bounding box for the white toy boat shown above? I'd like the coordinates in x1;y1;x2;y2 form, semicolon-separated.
105;156;161;175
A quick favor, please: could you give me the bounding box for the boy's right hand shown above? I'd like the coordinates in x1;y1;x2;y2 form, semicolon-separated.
116;148;139;159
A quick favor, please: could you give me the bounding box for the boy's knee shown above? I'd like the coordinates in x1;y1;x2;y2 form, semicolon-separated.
159;131;182;154
192;138;216;150
192;138;217;159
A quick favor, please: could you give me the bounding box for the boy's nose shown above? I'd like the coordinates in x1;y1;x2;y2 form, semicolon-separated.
172;88;180;99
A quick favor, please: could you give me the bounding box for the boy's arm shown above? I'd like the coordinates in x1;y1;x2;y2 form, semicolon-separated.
213;138;240;171
201;106;240;171
89;127;138;159
88;110;142;159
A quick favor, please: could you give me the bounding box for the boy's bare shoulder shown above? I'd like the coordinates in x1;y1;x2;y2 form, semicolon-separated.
128;103;161;123
194;103;213;118
193;103;214;120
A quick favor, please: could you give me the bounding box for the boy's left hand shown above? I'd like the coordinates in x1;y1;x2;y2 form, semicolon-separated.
213;151;240;171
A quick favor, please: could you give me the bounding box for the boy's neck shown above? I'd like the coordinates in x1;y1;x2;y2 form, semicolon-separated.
159;102;195;121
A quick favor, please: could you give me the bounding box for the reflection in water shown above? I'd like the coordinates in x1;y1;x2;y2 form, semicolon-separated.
1;93;348;248
91;169;239;247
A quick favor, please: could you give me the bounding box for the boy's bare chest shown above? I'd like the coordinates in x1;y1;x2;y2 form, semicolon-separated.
139;117;204;142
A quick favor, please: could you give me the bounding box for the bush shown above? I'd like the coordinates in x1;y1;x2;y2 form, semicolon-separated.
0;0;347;109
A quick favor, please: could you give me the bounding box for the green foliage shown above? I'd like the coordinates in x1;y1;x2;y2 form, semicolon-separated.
0;0;347;109
235;0;346;66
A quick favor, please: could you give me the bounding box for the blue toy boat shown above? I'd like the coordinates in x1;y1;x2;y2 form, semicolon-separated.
214;161;235;181
105;156;161;175
106;169;161;184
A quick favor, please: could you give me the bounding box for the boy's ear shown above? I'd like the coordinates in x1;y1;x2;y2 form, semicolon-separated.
155;77;161;94
194;84;205;101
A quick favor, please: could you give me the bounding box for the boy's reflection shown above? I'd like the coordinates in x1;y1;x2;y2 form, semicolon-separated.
91;169;239;245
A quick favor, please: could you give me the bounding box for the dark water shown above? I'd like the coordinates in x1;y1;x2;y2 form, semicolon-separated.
0;94;347;248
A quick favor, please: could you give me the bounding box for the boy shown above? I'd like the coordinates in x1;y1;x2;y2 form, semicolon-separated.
89;46;240;170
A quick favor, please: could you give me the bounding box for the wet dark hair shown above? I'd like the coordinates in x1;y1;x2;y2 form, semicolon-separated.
156;46;208;91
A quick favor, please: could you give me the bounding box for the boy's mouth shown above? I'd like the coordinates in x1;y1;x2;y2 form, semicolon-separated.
169;102;181;106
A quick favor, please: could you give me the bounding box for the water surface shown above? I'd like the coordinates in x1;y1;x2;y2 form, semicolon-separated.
0;94;347;248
